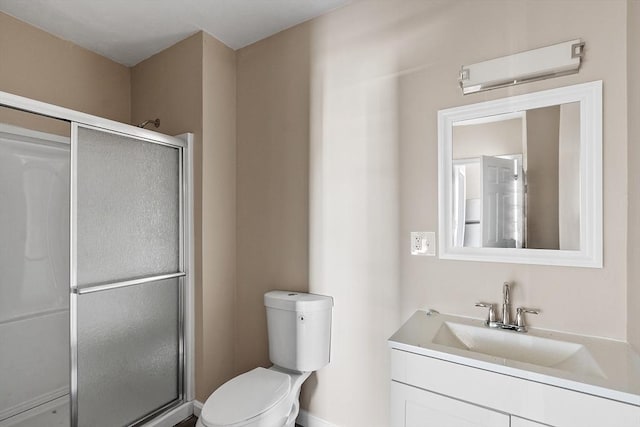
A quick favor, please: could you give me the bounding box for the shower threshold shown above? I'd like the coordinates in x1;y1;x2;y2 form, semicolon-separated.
0;396;68;427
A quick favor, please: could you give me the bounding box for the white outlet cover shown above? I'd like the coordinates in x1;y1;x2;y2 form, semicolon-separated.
411;232;436;256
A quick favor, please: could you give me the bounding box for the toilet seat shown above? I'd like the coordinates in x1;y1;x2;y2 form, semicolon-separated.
200;367;291;427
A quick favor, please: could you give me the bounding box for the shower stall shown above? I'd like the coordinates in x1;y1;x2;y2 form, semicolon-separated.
0;92;194;427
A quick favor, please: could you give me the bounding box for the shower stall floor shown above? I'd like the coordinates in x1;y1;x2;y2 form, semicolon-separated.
0;396;68;427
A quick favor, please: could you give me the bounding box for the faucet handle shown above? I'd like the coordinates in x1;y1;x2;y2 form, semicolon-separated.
475;302;497;326
515;307;540;331
503;282;511;304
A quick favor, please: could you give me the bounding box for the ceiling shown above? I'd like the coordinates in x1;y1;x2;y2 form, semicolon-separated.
0;0;350;66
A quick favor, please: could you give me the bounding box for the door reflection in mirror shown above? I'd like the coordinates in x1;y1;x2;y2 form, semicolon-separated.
451;103;580;250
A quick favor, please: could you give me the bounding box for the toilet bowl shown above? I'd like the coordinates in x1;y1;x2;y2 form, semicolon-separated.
197;291;333;427
196;367;310;427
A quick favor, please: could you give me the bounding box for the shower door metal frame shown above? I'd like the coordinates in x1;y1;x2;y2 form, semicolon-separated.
0;90;196;427
70;122;188;427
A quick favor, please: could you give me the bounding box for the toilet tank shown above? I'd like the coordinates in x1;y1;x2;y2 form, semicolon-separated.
264;291;333;372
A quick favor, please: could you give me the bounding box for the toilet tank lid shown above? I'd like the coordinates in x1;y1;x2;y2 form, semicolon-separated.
264;291;333;312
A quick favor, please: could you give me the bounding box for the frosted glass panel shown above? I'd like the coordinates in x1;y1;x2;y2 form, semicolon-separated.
76;127;179;285
0;122;70;421
77;279;179;427
0;127;69;321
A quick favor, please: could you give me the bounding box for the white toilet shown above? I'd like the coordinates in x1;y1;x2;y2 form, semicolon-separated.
196;291;333;427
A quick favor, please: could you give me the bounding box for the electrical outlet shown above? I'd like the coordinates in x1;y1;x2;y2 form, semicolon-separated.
410;231;436;256
411;232;426;254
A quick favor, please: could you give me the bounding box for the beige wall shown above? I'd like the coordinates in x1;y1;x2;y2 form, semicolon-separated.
452;118;523;159
527;106;560;249
200;32;237;396
628;0;640;352
559;102;581;250
236;1;630;425
0;11;130;132
236;23;311;374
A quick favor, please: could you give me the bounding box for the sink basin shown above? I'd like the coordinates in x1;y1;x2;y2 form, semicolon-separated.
432;321;606;378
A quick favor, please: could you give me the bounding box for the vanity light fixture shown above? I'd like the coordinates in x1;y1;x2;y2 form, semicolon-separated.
459;39;585;95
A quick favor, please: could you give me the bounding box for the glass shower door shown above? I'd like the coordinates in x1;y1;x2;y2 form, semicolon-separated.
0;113;71;426
71;125;185;427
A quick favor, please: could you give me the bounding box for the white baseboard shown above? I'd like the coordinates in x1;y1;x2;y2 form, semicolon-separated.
296;409;339;427
193;400;204;417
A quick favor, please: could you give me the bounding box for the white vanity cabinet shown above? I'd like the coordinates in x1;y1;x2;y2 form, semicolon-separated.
389;311;640;427
391;381;509;427
390;348;640;427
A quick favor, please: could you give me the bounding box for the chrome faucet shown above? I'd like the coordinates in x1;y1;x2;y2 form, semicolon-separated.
475;282;540;332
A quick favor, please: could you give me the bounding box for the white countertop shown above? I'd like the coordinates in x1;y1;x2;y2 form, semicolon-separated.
388;310;640;406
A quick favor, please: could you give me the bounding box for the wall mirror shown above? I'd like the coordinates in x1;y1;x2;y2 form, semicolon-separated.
438;81;602;267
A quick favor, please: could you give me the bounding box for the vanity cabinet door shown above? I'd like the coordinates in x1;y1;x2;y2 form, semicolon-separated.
391;381;509;427
511;416;552;427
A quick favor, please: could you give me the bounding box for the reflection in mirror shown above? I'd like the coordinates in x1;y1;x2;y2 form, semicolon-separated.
438;81;602;268
452;103;580;250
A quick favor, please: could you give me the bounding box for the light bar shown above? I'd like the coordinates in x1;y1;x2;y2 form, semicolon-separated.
459;39;585;95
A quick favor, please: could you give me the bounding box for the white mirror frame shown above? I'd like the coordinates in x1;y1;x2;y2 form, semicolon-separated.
438;80;602;268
